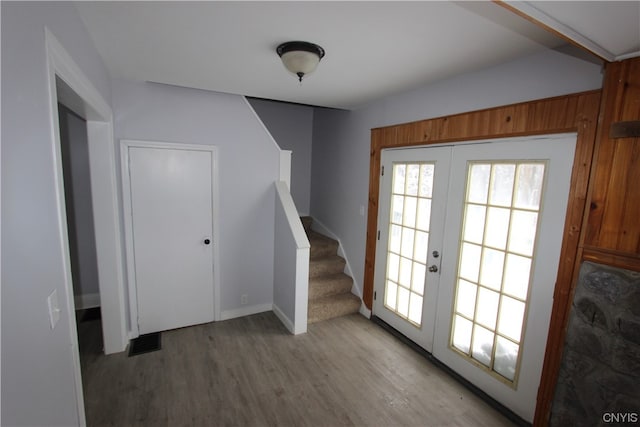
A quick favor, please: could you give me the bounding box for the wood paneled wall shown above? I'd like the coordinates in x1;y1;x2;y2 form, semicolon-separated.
364;90;602;426
364;91;601;310
364;57;640;426
583;59;640;269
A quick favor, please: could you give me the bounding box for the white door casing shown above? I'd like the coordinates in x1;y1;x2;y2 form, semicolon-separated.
121;140;220;336
46;27;128;425
373;134;576;422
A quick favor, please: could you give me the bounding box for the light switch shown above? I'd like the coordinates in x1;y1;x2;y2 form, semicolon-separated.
360;205;365;216
47;289;61;329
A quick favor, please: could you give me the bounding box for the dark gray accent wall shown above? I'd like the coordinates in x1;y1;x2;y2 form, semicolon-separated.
248;98;314;215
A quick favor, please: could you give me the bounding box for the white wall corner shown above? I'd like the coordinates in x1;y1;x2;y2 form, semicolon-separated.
359;303;372;319
272;303;295;334
293;246;309;335
279;150;292;190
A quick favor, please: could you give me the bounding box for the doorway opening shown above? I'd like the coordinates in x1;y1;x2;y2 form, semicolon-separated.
56;91;105;388
46;28;129;424
373;134;577;422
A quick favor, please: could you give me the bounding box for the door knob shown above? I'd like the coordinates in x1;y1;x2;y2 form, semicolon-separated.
204;238;211;245
428;265;438;273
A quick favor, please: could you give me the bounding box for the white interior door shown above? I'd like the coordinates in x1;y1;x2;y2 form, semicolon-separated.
126;144;216;335
373;134;576;422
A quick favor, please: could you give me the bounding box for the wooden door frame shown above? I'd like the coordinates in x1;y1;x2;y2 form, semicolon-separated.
120;140;221;338
363;90;601;426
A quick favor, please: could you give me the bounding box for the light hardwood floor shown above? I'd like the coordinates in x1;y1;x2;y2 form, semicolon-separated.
79;312;515;426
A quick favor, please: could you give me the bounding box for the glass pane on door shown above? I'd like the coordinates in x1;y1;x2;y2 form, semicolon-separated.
383;162;435;327
450;161;545;384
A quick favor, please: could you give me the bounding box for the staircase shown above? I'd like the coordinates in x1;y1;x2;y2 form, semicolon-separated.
301;217;361;324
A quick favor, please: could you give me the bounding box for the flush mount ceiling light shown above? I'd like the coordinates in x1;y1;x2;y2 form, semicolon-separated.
276;41;325;82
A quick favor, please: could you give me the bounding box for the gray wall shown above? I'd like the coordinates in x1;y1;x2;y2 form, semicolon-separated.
248;99;314;215
0;3;606;425
112;79;280;318
1;3;281;424
1;2;112;425
310;49;604;297
58;105;101;304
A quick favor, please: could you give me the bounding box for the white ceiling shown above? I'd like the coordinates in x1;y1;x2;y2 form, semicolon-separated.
74;1;639;110
504;1;640;61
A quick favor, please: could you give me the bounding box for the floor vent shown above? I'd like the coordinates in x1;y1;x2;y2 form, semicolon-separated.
128;332;161;357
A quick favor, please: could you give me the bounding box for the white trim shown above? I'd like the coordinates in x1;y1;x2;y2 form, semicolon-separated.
293;246;310;334
616;50;640;62
86;121;128;354
45;27;129;426
273;181;309;335
119;142;137;336
504;1;617;62
120;139;221;336
359;304;372;319
74;293;101;310
275;181;310;251
272;303;295;333
211;149;222;322
279;150;292;189
220;303;273;321
45;37;86;427
308;217;339;241
46;28;128;355
45;29;111;120
0;5;3;420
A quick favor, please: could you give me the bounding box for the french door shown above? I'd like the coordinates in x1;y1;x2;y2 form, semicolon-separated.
373;134;576;422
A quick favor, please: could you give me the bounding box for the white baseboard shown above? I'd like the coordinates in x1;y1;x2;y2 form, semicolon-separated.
74;293;100;310
359;303;372;319
220;303;273;321
272;304;295;334
310;218;339;241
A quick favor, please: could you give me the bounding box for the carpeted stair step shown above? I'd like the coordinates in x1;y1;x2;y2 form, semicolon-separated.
301;216;313;234
301;216;362;324
308;293;361;324
309;255;346;279
308;231;339;260
309;273;354;300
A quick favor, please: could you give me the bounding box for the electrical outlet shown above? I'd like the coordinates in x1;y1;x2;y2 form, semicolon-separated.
47;289;61;329
241;294;248;305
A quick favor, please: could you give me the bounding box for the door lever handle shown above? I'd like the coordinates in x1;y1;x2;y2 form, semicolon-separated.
204;238;211;245
428;265;438;273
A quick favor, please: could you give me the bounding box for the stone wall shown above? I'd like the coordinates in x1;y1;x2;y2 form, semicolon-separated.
550;262;640;425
